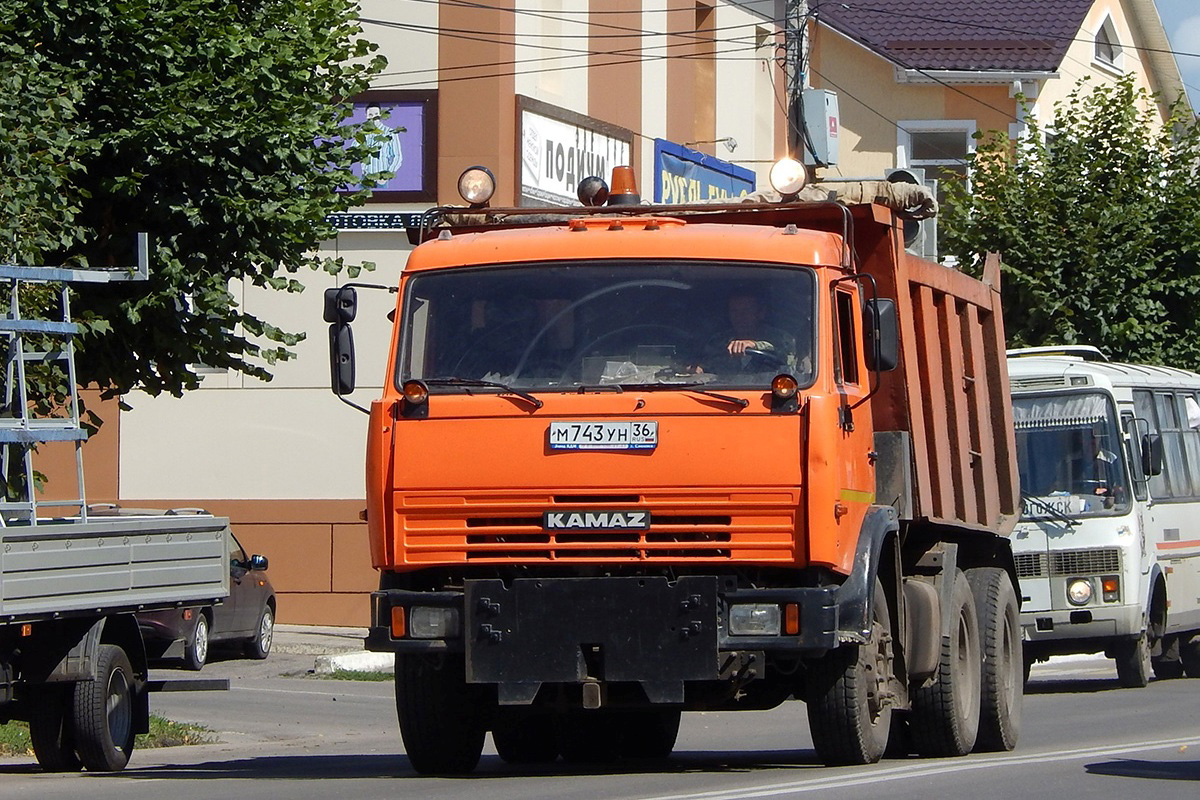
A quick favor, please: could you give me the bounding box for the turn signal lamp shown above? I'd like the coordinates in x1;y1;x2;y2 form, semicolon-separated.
769;157;808;198
391;606;406;638
402;380;429;407
607;165;641;205
1102;576;1120;603
457;166;496;207
771;373;799;400
785;603;800;635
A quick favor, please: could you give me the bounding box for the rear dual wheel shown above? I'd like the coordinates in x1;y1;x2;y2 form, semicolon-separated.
965;567;1022;752
73;644;137;772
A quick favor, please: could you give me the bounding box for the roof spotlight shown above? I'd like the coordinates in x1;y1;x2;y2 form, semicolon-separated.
769;158;809;199
577;176;610;207
457;166;496;207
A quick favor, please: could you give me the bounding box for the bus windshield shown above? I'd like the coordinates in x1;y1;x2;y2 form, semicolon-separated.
398;261;816;392
1013;392;1131;518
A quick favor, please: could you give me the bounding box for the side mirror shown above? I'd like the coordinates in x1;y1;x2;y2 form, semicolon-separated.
863;297;899;372
1142;433;1164;477
249;554;269;571
329;323;356;395
324;286;358;323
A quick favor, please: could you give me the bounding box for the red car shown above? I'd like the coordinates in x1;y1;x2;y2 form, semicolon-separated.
138;530;276;670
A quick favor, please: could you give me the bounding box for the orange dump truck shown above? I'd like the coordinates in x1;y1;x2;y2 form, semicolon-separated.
325;166;1021;773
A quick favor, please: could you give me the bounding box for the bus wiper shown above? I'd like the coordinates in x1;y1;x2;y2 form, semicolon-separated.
423;377;543;410
617;382;749;409
1020;490;1076;528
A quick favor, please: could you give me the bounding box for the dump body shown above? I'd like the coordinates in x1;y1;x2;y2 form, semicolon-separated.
340;197;1023;771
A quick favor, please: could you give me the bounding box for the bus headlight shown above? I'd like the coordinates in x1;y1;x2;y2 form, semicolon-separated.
729;604;781;635
1066;578;1093;606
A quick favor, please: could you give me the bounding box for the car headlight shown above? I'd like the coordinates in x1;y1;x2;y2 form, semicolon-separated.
409;607;461;639
729;604;781;636
1067;578;1093;606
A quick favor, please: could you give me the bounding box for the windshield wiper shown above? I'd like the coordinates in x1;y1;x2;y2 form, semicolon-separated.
617;381;749;409
1020;490;1076;528
423;377;543;410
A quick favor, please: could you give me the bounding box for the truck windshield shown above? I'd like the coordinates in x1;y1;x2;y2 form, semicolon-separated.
1013;392;1131;519
398;261;816;392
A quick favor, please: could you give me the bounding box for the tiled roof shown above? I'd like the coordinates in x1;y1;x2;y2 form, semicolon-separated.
816;0;1096;72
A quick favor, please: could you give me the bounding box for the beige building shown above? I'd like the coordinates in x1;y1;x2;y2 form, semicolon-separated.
42;0;1186;626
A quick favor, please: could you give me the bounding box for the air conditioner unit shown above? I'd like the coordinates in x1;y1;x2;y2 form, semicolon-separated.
884;168;939;260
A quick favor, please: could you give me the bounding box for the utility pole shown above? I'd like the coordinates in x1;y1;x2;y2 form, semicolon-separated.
785;0;809;160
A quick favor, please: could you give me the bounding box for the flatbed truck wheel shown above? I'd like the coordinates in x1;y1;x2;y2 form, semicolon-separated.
72;644;136;772
394;653;485;774
910;569;981;757
492;711;559;764
805;578;894;765
28;687;82;772
965;567;1022;752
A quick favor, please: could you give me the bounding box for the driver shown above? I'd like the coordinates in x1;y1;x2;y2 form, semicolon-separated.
692;292;792;374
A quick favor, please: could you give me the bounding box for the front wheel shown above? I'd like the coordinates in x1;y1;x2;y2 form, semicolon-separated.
1114;631;1151;688
805;578;895;765
244;605;274;660
1151;634;1185;680
909;569;981;757
72;644;136;772
395;654;486;774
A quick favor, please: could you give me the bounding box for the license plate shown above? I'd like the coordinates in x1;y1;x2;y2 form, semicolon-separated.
548;421;658;451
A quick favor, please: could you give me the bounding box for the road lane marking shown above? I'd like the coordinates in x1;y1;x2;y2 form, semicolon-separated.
637;735;1200;800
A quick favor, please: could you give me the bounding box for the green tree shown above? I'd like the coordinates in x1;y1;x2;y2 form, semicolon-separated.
940;75;1200;368
0;1;387;399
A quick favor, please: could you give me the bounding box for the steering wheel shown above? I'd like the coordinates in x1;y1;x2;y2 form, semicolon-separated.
558;324;691;383
741;348;788;369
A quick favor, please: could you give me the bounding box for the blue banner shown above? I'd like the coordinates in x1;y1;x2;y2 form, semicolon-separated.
653;139;756;204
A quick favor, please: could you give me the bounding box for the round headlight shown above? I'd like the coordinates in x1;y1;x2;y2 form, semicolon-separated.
1066;578;1093;606
769;157;808;197
457;166;496;206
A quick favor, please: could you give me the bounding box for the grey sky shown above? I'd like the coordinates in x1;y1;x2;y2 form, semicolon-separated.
1154;0;1200;105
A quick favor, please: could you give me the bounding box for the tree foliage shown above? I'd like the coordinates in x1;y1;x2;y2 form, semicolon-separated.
940;75;1200;368
0;1;387;398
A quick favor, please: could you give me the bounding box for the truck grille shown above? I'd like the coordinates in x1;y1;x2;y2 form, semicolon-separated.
1014;552;1046;578
1050;548;1121;576
1016;548;1120;578
397;491;800;564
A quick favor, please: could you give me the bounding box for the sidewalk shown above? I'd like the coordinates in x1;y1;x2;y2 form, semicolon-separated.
272;624;393;673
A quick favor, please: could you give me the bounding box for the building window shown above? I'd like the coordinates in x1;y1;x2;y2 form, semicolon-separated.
1094;16;1122;70
897;121;975;205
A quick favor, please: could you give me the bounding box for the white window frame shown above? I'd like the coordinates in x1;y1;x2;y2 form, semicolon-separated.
1093;14;1124;75
896;120;977;191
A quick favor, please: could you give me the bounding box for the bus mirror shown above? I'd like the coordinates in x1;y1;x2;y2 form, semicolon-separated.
324;286;358;324
1142;433;1163;477
863;298;898;371
329;323;356;395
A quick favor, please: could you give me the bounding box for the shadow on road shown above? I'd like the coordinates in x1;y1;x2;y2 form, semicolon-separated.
1086;758;1200;781
33;750;827;781
1026;678;1132;695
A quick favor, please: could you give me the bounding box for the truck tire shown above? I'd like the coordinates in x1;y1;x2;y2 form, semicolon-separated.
28;687;82;772
616;709;681;759
72;644;136;772
805;578;894;765
492;711;559;764
1151;634;1184;680
182;613;209;671
1114;632;1151;688
558;711;622;763
1181;637;1200;678
965;567;1022;752
910;569;981;757
394;653;485;774
244;605;274;660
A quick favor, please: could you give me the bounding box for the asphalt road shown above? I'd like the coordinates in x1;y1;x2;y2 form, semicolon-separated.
1;651;1197;800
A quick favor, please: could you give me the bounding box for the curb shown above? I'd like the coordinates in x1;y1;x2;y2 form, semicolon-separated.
313;651;394;674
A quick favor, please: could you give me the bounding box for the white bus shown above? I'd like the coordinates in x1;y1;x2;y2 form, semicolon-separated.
1008;347;1200;686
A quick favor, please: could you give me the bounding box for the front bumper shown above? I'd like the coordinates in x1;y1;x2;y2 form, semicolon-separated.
366;576;839;695
1020;603;1142;644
